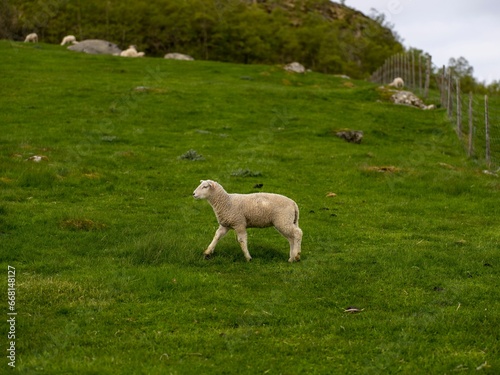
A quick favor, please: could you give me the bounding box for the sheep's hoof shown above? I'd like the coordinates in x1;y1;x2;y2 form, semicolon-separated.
204;253;212;260
245;257;252;262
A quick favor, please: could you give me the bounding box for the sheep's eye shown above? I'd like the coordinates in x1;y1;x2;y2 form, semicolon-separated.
202;185;208;189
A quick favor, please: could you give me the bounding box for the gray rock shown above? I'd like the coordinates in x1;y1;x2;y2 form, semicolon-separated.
284;62;305;73
390;90;434;110
68;39;122;55
164;53;194;61
336;130;363;144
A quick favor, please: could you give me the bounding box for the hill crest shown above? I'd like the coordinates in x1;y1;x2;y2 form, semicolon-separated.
1;0;402;78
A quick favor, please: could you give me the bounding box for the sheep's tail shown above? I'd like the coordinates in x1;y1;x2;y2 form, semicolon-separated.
293;203;299;225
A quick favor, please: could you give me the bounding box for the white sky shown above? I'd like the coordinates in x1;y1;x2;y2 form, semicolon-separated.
344;0;500;84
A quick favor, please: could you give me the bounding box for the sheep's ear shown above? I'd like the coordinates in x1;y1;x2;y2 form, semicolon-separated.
207;180;215;188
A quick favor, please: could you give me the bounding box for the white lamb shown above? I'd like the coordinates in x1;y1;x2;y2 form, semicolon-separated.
120;45;145;57
193;180;302;262
24;33;38;43
60;35;77;45
388;77;404;89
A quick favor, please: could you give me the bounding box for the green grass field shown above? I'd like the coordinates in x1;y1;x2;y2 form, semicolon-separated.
1;41;499;374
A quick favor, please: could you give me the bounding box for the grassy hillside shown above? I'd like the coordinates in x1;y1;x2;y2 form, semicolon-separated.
2;0;403;77
1;41;499;374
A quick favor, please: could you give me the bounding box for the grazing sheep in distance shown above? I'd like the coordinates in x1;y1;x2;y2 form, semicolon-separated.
388;77;404;89
120;45;145;57
193;180;302;262
24;33;38;43
60;35;77;45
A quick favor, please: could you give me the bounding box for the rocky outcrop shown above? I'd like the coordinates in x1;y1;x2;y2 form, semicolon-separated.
390;90;435;110
67;39;121;55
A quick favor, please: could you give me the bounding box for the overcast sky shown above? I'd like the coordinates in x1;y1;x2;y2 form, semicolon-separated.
344;0;500;84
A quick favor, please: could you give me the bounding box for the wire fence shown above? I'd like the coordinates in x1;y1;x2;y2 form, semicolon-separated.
371;52;500;170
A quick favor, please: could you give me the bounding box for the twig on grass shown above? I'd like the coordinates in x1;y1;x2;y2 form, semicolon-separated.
344;306;364;313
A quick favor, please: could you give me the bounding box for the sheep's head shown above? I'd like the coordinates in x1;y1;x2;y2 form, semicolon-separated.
193;180;216;199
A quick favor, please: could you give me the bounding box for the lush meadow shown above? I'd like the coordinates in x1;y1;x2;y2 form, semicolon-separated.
1;41;499;373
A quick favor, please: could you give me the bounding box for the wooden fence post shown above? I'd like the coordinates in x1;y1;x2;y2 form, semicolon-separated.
447;69;453;118
424;56;431;99
406;54;410;86
397;53;401;80
418;54;423;93
377;62;382;84
440;65;446;107
385;56;389;84
411;50;415;89
390;55;395;82
411;51;417;90
401;54;404;83
485;95;491;167
468;92;473;157
456;78;462;138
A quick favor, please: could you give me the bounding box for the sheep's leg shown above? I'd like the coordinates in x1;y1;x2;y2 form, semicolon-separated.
275;222;303;262
289;227;303;262
235;227;252;262
204;225;229;259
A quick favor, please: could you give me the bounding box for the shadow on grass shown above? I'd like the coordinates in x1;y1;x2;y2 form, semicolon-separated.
202;243;289;264
126;232;290;266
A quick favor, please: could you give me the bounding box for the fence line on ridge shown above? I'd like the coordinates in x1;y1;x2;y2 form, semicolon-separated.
370;53;499;170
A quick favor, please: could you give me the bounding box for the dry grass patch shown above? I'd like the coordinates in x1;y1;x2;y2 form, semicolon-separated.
362;165;402;173
20;274;112;308
0;177;14;184
83;172;102;179
59;218;106;231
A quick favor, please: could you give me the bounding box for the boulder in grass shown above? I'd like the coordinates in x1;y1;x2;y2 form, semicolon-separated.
164;53;194;61
390;90;435;110
336;130;363;144
68;39;122;55
284;62;305;73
